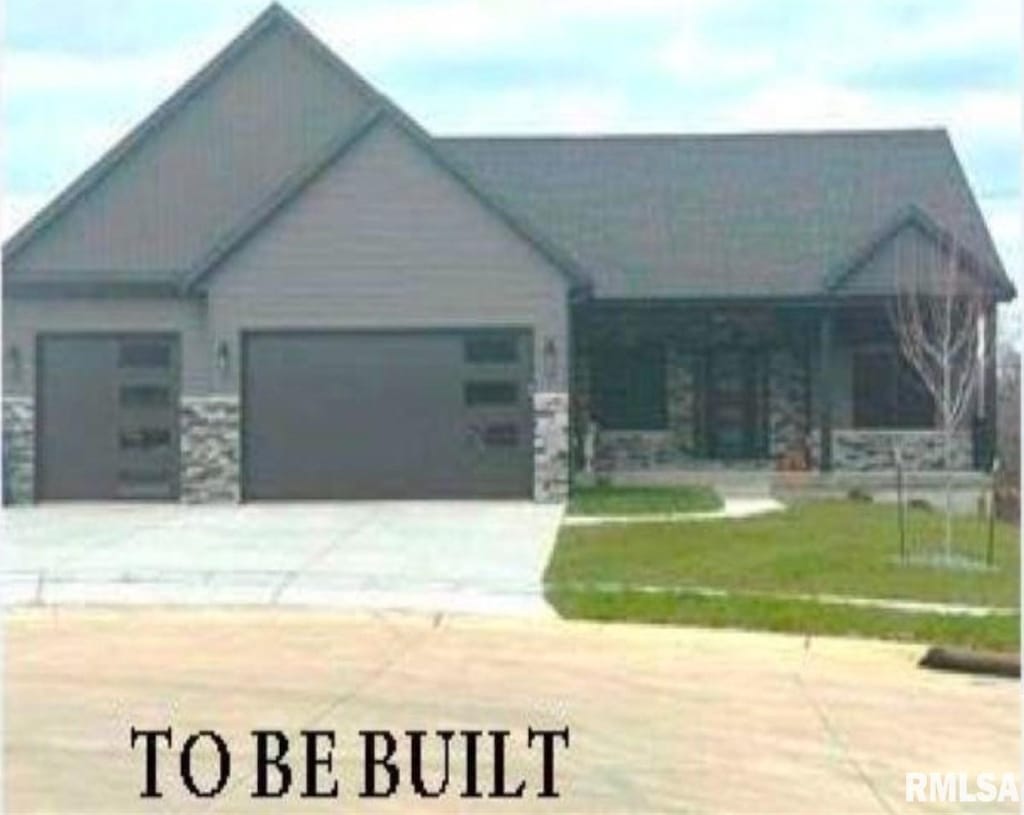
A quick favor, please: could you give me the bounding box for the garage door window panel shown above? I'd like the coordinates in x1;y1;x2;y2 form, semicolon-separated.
481;422;520;448
119;427;173;451
464;381;518;406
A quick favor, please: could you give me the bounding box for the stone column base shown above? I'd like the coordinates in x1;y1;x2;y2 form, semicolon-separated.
180;396;241;502
534;391;569;502
2;397;34;504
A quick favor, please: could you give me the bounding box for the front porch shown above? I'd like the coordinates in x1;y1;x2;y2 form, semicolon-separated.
571;300;995;478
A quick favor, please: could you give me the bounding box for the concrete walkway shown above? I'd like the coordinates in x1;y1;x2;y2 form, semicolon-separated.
0;502;564;614
562;496;784;526
6;609;1018;813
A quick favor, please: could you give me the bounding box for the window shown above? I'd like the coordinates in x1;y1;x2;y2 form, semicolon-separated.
591;344;666;430
119;384;171;408
465;381;518;406
119;341;171;368
852;349;934;429
464;334;518;364
119;427;172;451
482;423;519;448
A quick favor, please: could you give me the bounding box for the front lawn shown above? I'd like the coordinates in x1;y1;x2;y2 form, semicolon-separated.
550;590;1020;652
545;500;1020;650
567;483;722;516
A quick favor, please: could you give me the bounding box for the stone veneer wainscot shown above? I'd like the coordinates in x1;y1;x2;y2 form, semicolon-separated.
2;397;34;503
533;391;570;502
180;396;240;502
832;429;973;471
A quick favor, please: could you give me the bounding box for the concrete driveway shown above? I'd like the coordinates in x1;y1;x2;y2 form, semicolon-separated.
6;609;1019;814
0;502;564;614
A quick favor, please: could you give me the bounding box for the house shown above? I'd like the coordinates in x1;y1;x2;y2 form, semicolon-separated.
2;4;1014;504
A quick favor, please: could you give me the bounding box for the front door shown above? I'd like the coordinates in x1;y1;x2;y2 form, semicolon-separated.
706;350;768;460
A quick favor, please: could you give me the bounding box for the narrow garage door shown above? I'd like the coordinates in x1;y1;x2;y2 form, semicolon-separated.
37;334;180;500
242;330;532;499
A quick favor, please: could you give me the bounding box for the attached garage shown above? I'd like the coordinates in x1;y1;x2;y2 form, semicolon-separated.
2;8;578;506
36;334;180;500
241;329;533;499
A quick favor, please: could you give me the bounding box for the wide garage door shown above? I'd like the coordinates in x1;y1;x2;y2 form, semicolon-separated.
37;334;180;500
242;330;533;499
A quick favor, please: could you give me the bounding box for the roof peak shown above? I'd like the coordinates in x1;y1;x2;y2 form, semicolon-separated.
3;0;424;263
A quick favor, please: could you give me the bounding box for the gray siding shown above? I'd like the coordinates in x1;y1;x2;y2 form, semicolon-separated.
2;298;210;396
8;21;373;279
205;121;570;394
838;223;948;296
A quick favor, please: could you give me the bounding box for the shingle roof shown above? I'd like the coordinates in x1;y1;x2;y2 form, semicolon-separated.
4;2;1011;303
440;129;1013;300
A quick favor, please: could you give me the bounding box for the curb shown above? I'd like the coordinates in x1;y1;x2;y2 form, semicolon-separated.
918;646;1020;679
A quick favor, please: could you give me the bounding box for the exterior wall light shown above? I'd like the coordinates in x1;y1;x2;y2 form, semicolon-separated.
5;345;23;384
216;341;231;376
542;337;558;389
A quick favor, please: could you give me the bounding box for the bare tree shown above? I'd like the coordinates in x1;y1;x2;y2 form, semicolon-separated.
891;233;987;558
995;341;1020;523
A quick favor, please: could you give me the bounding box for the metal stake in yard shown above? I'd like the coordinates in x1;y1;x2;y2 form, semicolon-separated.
895;446;906;564
986;457;998;567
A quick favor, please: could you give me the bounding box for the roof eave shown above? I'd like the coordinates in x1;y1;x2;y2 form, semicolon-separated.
3;279;183;299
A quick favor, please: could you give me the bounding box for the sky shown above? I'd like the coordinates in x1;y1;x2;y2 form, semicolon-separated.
3;0;1021;297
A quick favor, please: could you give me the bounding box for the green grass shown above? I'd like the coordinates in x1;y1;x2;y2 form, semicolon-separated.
546;500;1020;650
547;590;1020;652
567;484;722;516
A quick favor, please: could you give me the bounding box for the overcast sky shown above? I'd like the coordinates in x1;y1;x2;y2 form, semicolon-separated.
4;0;1021;287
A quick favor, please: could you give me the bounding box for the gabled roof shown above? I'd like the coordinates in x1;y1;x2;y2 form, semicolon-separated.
182;107;590;293
3;4;400;282
826;205;1013;299
4;5;1012;304
443;129;1013;301
4;3;586;295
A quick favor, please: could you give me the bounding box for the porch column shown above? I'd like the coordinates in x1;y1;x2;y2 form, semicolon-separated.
981;302;998;470
817;307;835;471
